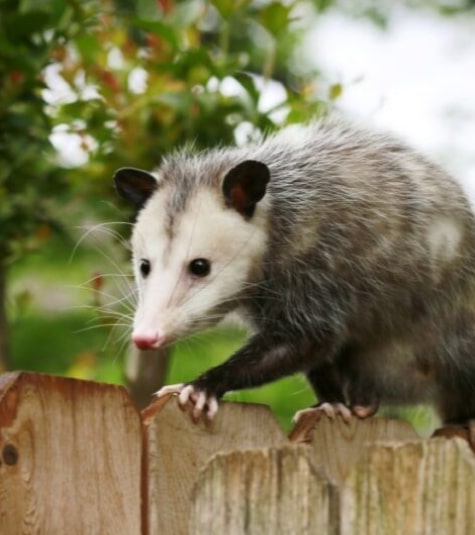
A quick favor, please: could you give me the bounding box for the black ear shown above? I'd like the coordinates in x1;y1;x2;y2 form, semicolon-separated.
114;167;158;209
222;160;270;218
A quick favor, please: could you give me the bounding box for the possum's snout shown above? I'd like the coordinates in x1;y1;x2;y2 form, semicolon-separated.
132;330;165;350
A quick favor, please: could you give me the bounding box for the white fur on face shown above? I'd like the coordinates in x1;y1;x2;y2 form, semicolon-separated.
131;187;268;344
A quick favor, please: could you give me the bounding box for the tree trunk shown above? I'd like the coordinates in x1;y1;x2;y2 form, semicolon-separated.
0;262;9;371
125;346;170;409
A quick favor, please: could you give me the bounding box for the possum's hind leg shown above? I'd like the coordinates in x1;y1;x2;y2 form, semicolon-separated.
346;380;380;419
294;362;353;423
434;371;475;450
433;321;475;427
295;353;381;424
436;371;475;426
339;343;381;419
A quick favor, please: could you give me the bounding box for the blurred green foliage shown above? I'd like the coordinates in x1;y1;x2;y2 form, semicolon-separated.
0;0;78;262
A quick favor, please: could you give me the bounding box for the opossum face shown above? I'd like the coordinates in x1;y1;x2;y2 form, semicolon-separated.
114;161;269;349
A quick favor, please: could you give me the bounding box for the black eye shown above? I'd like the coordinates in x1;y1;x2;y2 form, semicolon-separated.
139;259;151;278
188;258;211;278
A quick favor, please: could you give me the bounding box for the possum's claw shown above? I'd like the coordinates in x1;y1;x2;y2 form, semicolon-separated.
293;402;353;424
182;385;219;420
154;383;219;420
187;389;218;420
314;401;353;422
177;384;195;406
154;383;185;397
351;403;379;419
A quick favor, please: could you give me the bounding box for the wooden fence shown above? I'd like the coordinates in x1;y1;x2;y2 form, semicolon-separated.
0;371;474;534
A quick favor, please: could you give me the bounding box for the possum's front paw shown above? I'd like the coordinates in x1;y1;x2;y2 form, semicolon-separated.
155;383;219;420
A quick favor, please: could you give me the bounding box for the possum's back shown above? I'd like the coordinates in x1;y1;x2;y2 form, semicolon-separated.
243;118;475;341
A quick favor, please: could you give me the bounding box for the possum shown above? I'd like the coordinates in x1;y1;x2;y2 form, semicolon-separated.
114;117;475;424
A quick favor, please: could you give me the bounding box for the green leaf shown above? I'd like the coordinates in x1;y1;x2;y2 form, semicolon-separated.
213;0;234;18
258;2;292;37
168;0;203;29
328;82;342;100
152;90;191;110
233;71;260;106
4;12;52;41
75;34;100;65
213;0;251;18
312;0;334;13
0;34;23;59
133;19;180;49
19;0;54;14
136;0;161;21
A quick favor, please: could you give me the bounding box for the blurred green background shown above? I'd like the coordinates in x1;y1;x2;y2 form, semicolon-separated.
2;0;472;432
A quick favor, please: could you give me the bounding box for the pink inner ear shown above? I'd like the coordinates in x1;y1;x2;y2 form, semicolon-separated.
230;183;248;212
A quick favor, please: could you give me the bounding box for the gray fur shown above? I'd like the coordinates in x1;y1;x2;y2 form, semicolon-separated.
127;116;475;424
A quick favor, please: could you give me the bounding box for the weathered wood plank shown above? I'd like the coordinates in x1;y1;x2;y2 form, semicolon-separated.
290;413;419;484
190;445;337;535
0;372;142;535
142;396;288;535
341;438;475;535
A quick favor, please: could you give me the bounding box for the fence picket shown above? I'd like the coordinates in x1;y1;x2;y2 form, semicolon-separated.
0;372;142;535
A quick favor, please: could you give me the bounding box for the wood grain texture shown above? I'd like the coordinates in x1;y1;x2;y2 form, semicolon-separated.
190;445;337;535
0;372;142;535
341;438;475;535
143;396;288;535
290;413;419;485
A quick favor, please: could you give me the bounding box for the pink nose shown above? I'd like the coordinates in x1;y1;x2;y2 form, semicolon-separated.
132;332;161;350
